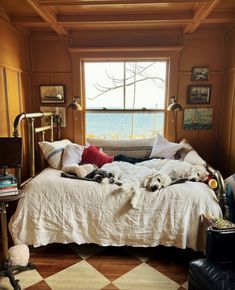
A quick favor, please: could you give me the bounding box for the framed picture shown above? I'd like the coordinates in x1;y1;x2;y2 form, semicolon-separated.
40;106;66;127
183;108;213;130
191;66;209;81
187;85;211;104
40;85;65;104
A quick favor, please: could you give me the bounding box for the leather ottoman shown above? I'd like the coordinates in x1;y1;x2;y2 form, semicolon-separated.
188;258;235;290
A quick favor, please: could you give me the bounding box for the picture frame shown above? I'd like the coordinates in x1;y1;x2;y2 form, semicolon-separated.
187;85;211;104
40;85;65;104
191;66;209;81
40;106;66;128
183;108;213;130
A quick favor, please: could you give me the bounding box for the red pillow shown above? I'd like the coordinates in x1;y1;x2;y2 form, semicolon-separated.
81;145;114;168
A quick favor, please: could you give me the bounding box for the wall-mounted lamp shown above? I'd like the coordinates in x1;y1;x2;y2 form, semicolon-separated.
67;96;82;111
167;96;182;142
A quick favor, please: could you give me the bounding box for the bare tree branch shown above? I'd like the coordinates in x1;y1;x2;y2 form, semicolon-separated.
88;62;165;100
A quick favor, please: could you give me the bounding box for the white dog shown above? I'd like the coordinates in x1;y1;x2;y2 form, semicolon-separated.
143;171;172;192
102;159;208;210
137;159;209;182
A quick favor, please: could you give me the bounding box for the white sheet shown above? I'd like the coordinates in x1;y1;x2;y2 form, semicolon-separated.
9;167;222;250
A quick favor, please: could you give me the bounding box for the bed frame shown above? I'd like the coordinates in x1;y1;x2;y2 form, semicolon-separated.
12;112;229;218
13;112;61;185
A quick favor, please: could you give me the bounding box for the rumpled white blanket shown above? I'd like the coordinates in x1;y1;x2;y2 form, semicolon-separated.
9;166;222;250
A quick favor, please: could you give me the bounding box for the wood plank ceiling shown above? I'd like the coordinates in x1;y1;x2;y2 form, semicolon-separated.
0;0;234;35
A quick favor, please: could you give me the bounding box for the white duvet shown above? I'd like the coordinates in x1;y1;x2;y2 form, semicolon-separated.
9;165;222;250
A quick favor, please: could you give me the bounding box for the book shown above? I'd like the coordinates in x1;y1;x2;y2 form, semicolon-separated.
0;185;18;194
0;183;17;189
0;174;17;185
0;190;19;197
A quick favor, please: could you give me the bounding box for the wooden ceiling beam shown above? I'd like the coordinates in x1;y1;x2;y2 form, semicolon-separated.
38;0;208;6
57;12;192;22
24;0;68;35
184;0;222;33
11;9;235;30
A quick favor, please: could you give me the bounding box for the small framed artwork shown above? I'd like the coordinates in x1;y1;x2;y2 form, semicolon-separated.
40;106;66;127
191;66;209;81
183;108;213;130
40;85;65;104
187;85;211;104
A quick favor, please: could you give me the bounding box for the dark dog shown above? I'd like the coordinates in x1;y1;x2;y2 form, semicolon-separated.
85;169;122;185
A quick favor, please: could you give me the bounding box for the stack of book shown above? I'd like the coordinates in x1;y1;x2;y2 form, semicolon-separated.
0;174;18;197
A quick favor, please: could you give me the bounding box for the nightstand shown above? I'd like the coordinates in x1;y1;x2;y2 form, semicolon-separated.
0;191;35;290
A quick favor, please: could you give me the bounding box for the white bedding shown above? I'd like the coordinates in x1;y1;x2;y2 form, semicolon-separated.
9;165;222;250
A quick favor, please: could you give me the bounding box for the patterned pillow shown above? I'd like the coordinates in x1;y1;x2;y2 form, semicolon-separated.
86;138;154;158
39;139;71;169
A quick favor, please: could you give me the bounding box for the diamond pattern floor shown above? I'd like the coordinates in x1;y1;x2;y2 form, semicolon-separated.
0;244;203;290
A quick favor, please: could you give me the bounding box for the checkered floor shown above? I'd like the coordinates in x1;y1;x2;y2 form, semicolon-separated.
0;244;203;290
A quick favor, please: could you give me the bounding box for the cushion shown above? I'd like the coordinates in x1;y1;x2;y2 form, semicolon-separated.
81;145;114;168
176;139;206;166
39;139;71;169
62;143;84;166
86;137;154;158
225;174;235;223
150;133;184;159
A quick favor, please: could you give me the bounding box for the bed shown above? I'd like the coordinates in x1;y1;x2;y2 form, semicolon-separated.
9;112;227;251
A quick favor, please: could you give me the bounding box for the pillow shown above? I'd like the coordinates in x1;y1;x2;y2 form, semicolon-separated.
176;139;206;166
81;145;114;168
39;139;71;169
62;143;84;166
150;133;184;159
86;137;154;158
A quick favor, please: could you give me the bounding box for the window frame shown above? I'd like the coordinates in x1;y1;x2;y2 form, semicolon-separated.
83;59;169;139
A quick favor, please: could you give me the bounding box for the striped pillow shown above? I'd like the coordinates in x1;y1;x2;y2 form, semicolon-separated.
39;139;71;169
86;138;154;158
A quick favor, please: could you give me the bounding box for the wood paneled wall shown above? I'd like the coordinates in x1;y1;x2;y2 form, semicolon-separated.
218;27;235;177
0;17;31;179
30;28;225;168
31;34;74;141
1;23;231;175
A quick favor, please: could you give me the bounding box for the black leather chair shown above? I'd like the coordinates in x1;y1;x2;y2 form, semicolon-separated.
188;227;235;290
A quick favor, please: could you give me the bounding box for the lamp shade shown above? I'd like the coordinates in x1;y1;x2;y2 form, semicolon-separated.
68;97;82;111
167;96;182;111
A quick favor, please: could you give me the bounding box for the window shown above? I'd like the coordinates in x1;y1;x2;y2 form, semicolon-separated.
84;60;168;139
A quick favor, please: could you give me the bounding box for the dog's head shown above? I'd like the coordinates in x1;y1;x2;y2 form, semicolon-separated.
143;172;172;192
189;165;209;182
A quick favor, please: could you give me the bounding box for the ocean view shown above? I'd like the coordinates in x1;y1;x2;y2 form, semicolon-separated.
86;112;164;139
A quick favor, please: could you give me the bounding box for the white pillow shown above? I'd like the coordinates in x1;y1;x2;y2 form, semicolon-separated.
183;150;206;167
62;143;84;166
39;139;71;169
86;137;154;158
177;139;206;166
150;133;184;159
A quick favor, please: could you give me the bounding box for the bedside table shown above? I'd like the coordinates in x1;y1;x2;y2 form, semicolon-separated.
0;191;35;290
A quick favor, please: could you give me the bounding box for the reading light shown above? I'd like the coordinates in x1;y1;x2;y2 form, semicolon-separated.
167;96;182;142
68;96;82;111
167;96;182;112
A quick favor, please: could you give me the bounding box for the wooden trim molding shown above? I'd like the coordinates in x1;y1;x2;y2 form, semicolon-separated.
69;46;183;53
